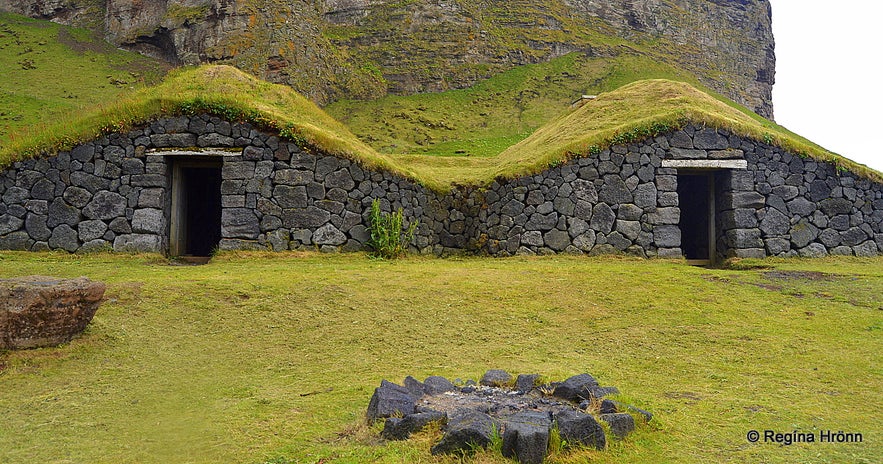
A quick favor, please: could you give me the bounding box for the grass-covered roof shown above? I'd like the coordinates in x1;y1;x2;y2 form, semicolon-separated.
1;65;880;191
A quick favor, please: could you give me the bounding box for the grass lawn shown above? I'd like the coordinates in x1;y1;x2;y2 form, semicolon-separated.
0;252;880;463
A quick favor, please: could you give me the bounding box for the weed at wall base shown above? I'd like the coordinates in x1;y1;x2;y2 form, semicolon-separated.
367;198;418;259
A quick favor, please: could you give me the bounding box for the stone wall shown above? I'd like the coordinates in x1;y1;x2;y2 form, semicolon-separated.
1;116;881;258
741;144;883;258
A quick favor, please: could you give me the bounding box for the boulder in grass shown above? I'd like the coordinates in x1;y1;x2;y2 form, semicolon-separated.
555;409;606;450
431;410;501;455
403;375;427;398
382;411;447;440
600;413;636;439
480;369;513;387
0;276;105;349
585;386;620;399
424;375;457;394
600;399;619;414
366;380;416;423
502;410;552;464
552;373;599;401
515;373;540;393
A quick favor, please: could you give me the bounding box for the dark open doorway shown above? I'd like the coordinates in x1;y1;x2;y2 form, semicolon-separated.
170;159;222;258
677;172;716;263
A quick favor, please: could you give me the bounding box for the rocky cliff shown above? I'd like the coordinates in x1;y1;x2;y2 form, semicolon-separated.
0;0;775;117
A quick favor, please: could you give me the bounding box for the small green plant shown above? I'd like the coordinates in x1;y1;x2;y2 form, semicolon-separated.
367;198;418;259
486;425;504;454
548;425;567;455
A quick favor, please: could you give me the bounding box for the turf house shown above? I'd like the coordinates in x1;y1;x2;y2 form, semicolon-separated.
1;67;881;263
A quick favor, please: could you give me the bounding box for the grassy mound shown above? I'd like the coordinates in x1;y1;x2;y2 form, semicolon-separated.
488;79;881;182
0;64;422;182
2;63;880;191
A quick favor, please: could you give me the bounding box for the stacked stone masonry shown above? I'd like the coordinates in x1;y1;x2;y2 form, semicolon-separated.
1;116;881;258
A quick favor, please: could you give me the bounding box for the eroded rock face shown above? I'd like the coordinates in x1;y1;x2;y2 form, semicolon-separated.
563;0;776;118
0;276;105;349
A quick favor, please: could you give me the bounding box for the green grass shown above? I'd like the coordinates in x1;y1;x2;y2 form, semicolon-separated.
0;252;880;463
325;54;695;158
0;12;168;150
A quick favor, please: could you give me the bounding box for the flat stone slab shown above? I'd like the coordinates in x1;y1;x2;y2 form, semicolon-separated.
0;276;105;349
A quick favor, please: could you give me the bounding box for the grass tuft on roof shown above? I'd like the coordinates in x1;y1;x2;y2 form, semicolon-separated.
1;65;880;191
487;79;883;184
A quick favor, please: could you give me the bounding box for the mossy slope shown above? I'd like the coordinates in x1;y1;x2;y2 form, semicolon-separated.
0;12;167;149
2;64;879;191
325;53;698;158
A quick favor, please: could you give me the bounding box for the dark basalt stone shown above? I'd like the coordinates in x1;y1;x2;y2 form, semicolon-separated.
515;374;540;393
366;380;417;424
552;373;600;401
502;410;552;464
373;372;651;462
403;375;427;398
555;409;606;450
382;411;447;440
480;369;513;387
424;376;457;394
601;413;636;439
430;410;500;455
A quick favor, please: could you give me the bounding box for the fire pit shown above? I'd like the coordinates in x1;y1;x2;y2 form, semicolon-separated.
366;370;652;464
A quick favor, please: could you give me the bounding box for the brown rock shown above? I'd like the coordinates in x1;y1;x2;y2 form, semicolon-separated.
0;276;105;349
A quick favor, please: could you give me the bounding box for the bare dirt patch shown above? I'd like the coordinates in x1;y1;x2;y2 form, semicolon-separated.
664;391;702;404
56;28;110;55
763;270;839;281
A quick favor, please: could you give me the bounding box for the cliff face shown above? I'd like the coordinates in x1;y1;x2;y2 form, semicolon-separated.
562;0;775;118
0;0;775;117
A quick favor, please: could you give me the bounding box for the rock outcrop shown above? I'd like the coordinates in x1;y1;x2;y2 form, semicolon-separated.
0;0;776;117
0;276;105;349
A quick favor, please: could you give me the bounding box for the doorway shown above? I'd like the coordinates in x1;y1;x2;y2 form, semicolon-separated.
677;172;716;264
170;159;222;257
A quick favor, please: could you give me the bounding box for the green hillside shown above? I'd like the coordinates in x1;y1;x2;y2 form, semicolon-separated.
0;12;167;150
325;53;697;158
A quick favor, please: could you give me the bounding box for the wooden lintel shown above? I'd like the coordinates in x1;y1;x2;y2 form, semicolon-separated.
148;149;240;157
661;159;747;169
